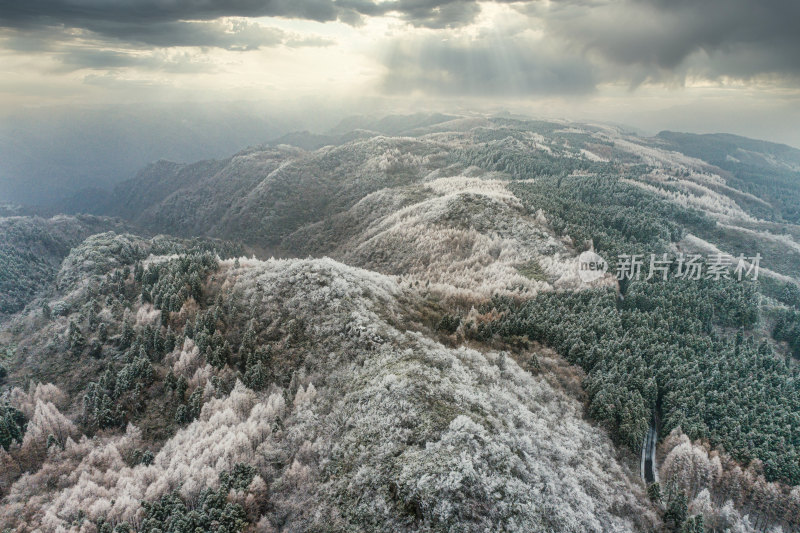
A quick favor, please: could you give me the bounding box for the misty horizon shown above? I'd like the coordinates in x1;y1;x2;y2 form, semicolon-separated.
2;1;800;207
3;104;800;208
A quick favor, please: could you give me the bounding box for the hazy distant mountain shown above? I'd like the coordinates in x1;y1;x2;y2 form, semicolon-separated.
91;117;800;278
657;131;800;171
0;103;299;207
657;131;800;223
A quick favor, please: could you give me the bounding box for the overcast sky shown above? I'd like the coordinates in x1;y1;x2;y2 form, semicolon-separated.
2;0;800;146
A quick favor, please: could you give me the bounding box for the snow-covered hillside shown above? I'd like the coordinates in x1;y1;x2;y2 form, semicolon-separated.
3;116;800;532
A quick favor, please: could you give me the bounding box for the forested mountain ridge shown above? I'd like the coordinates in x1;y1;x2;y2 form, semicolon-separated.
91;118;800;269
0;215;131;319
655;131;800;225
2;116;800;532
0;233;657;531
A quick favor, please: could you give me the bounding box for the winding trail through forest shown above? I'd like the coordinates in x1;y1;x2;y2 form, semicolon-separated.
641;416;658;484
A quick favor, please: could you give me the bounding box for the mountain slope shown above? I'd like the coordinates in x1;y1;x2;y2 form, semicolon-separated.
656;130;800;224
2;116;800;532
0;215;130;318
92;117;800;281
0;238;657;531
284;176;596;300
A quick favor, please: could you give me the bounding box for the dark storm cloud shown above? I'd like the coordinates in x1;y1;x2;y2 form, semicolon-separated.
0;0;528;58
0;0;524;35
0;1;341;50
539;0;800;81
382;35;596;96
0;0;341;27
0;19;331;72
380;0;482;29
3;0;799;89
377;0;800;99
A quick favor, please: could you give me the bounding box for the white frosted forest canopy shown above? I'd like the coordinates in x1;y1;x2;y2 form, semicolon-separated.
1;117;800;532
